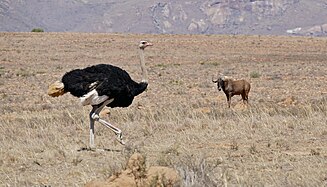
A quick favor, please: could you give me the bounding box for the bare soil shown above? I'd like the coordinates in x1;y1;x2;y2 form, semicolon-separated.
0;32;326;186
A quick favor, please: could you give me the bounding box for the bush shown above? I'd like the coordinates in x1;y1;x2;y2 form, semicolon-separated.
250;71;261;78
31;28;44;32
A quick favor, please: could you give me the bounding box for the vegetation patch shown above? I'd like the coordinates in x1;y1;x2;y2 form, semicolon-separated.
31;28;44;32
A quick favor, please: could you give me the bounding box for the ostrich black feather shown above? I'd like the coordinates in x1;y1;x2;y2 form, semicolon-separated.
62;64;148;108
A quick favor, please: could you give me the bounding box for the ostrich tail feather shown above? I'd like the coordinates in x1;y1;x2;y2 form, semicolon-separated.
48;81;65;97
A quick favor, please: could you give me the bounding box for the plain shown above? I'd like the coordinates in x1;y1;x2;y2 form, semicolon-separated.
0;32;326;186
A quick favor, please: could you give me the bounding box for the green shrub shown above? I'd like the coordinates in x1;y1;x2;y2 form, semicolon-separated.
250;71;261;78
31;28;44;32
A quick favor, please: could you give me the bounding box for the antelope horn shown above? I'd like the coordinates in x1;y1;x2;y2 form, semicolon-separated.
212;75;218;83
219;73;228;81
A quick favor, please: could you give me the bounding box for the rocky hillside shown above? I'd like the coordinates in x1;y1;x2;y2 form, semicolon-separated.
0;0;327;36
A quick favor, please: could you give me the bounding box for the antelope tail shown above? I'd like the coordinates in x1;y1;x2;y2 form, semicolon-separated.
47;81;65;97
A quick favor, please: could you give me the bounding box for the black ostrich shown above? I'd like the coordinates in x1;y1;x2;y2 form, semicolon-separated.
48;41;153;148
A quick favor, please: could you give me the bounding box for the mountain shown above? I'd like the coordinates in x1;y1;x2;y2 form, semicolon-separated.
1;0;327;36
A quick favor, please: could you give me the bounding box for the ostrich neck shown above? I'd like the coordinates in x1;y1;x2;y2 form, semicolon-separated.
139;48;148;83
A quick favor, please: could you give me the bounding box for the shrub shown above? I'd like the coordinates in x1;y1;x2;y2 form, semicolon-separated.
250;71;261;78
31;28;44;32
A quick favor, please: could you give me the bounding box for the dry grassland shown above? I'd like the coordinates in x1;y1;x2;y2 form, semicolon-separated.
0;32;327;186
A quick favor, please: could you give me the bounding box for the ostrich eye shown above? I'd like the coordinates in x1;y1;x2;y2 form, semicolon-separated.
141;41;146;44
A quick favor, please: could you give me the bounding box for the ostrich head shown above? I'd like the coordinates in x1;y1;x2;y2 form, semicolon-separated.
139;41;153;50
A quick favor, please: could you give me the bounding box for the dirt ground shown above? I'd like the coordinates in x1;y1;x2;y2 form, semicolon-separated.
0;32;326;186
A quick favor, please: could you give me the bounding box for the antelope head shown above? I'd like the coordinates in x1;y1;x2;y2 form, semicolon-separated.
212;74;225;91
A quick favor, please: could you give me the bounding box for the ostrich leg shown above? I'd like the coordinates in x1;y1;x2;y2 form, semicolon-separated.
89;107;97;148
95;117;125;145
90;99;125;146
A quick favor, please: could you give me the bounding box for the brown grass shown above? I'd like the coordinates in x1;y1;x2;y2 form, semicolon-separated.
0;32;326;186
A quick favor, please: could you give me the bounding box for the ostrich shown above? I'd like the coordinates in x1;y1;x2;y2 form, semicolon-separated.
47;41;153;148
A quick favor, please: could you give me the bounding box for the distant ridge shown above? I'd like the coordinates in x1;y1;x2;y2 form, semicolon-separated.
0;0;326;36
